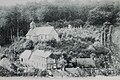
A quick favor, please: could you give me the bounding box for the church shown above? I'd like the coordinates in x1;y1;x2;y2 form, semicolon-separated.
26;21;60;42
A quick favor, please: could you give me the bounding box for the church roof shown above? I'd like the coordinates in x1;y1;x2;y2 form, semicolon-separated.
26;26;55;36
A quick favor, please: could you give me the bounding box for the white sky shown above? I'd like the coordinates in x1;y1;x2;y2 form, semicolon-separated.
0;0;44;6
0;0;118;7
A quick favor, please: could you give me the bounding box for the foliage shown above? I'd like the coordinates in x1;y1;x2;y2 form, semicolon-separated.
22;40;33;50
0;2;96;46
69;19;84;27
1;38;33;61
87;1;120;25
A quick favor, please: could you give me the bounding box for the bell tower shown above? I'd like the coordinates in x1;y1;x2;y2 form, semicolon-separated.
30;21;36;29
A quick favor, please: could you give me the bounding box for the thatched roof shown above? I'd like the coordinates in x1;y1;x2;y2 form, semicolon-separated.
76;58;96;68
0;58;13;72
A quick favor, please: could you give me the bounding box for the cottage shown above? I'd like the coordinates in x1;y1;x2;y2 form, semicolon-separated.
76;58;96;68
26;21;60;42
19;50;32;65
20;49;56;70
72;58;96;68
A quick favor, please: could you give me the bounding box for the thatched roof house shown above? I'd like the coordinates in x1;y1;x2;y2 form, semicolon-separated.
76;58;96;68
72;58;96;68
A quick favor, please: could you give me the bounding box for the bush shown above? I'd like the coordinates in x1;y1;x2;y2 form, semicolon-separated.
23;40;33;49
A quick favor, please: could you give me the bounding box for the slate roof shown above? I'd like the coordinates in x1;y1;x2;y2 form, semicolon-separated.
30;49;52;61
19;50;32;59
26;26;54;36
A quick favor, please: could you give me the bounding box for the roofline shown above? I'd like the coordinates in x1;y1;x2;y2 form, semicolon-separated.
28;50;34;60
26;27;59;36
29;50;52;59
54;28;59;35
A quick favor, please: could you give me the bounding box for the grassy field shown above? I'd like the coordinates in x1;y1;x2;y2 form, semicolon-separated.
0;76;119;80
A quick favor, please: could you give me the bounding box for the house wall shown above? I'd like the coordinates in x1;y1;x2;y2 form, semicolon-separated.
26;35;30;40
46;58;56;69
38;35;49;41
26;35;38;41
28;56;47;70
49;29;60;41
20;57;29;66
20;56;56;70
26;29;60;42
32;36;38;41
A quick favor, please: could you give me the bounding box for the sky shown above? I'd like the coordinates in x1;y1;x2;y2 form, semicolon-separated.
0;0;118;7
0;0;43;6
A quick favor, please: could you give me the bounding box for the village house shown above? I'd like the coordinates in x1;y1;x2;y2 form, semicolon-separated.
20;49;56;70
26;21;60;42
19;50;32;66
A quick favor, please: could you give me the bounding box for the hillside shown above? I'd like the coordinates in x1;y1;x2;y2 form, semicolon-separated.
0;25;112;69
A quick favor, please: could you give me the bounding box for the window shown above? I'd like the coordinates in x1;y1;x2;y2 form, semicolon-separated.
43;35;45;39
45;35;48;39
41;35;43;39
37;63;39;67
21;58;23;62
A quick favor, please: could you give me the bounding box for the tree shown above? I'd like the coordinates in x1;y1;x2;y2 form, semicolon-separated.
46;39;57;48
69;19;84;27
87;2;117;25
23;40;33;49
58;58;67;71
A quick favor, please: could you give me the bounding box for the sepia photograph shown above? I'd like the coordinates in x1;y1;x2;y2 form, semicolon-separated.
0;0;120;80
